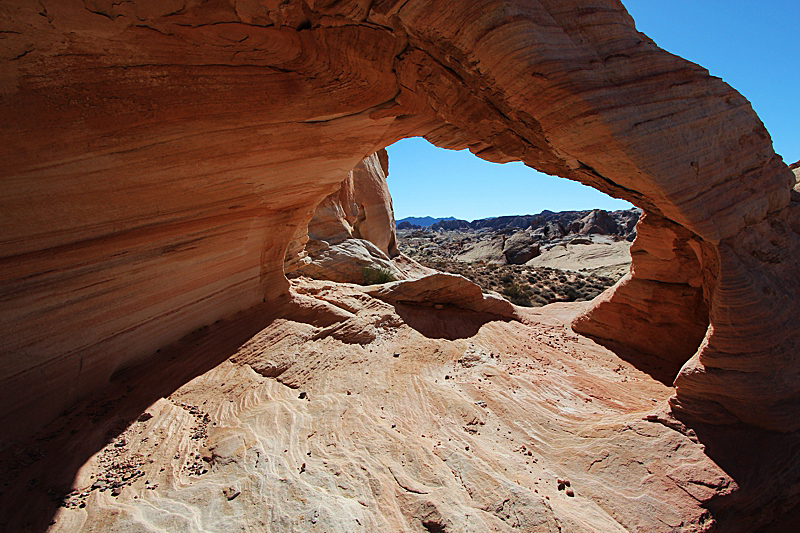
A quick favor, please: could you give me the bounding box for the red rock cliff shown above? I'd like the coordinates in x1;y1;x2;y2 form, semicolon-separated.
1;0;798;449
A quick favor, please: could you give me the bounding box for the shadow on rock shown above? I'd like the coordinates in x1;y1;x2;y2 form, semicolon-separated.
0;295;334;532
665;412;800;532
580;335;682;387
393;303;512;341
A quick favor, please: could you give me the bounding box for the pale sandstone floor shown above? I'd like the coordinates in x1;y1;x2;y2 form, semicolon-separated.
526;241;632;279
6;279;733;533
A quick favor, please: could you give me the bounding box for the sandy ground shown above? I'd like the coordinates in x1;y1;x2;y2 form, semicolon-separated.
1;278;791;532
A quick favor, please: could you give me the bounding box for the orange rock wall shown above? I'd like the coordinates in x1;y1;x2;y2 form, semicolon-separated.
1;0;798;445
572;212;710;378
286;148;398;270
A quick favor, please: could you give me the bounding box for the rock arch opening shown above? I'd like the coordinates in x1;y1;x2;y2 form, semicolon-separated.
388;138;638;303
2;1;800;531
1;0;798;454
282;131;710;385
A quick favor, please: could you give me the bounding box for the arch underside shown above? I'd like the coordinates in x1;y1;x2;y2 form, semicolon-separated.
1;0;798;450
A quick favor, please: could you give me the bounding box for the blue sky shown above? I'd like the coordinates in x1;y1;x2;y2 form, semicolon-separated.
387;0;799;221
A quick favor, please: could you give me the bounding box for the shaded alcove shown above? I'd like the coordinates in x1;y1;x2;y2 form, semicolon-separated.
1;0;799;530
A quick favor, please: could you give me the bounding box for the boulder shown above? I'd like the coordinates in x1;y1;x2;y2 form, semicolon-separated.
455;235;506;264
290;238;406;285
503;232;541;264
364;273;517;319
576;210;619;236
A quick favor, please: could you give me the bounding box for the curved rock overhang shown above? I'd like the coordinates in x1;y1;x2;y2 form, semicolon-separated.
0;0;797;446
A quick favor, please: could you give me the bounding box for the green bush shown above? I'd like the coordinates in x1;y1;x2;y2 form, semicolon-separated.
501;283;532;307
533;295;549;306
362;266;396;285
562;285;580;302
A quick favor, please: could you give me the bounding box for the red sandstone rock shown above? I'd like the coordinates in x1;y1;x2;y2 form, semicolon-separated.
573;212;710;379
0;2;799;529
286;150;431;284
287;150;398;266
364;272;518;319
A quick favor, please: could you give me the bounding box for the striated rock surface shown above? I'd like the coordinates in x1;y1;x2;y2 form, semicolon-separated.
364;272;518;319
455;234;507;264
306;149;398;260
5;282;799;532
286;150;431;284
0;282;755;532
290;238;406;284
1;0;799;529
527;240;632;279
573;212;710;380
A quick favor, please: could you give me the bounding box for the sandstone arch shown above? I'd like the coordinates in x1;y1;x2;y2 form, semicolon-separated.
1;0;798;451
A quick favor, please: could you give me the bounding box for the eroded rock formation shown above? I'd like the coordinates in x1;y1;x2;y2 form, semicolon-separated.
285;149;431;283
1;0;799;530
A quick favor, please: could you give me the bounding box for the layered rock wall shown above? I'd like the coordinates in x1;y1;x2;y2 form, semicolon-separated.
1;0;798;448
572;213;710;378
283;149;433;284
285;149;400;275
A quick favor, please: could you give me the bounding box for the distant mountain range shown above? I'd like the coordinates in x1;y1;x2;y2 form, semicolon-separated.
396;216;456;228
397;208;641;236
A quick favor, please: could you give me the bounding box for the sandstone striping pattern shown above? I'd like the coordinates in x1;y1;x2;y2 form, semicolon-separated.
1;0;800;530
286;149;433;284
0;279;768;532
2;0;797;441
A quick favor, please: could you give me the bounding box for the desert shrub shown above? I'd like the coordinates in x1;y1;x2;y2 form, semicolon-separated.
533;295;549;306
362;266;396;285
500;274;515;285
562;285;580;302
501;283;532;307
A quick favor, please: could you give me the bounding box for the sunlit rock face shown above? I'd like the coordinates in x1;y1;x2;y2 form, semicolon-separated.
283;149;431;284
0;0;797;462
2;2;800;531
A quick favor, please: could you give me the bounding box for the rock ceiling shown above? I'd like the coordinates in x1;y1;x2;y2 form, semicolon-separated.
1;1;799;529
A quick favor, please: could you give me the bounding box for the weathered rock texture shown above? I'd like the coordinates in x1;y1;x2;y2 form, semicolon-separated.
286;150;398;271
4;281;799;532
1;0;799;529
365;272;518;319
526;240;632;279
573;213;710;380
285;149;431;283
